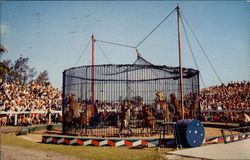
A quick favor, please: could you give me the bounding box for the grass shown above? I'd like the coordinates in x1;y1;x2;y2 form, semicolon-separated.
0;134;174;160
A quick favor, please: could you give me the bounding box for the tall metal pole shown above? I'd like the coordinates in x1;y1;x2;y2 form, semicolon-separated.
177;6;184;119
91;35;95;115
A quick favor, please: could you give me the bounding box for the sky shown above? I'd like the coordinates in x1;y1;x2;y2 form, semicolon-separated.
1;1;249;89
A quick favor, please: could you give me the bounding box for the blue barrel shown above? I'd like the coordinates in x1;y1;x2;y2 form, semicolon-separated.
175;119;205;148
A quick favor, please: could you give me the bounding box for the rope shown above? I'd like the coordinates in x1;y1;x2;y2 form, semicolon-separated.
135;8;176;48
95;39;136;49
96;41;112;64
180;15;206;88
95;8;176;56
180;10;223;84
74;40;90;67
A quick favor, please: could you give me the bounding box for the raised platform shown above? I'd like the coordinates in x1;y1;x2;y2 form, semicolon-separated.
42;133;250;147
42;135;159;147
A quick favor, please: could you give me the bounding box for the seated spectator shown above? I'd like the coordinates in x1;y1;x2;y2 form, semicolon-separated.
0;115;7;126
200;81;249;123
0;80;62;126
239;111;250;127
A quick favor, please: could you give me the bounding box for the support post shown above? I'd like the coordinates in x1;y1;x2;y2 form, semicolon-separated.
177;6;185;119
14;114;18;126
91;35;95;115
49;113;51;124
62;71;66;134
197;71;201;120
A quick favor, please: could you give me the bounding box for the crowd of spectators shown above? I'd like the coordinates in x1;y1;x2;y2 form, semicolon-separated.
200;81;250;123
0;80;62;126
1;79;249;126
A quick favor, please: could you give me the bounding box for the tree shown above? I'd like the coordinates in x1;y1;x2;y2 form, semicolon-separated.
0;46;9;79
0;45;6;59
0;60;10;77
36;70;49;84
7;56;37;83
0;46;39;84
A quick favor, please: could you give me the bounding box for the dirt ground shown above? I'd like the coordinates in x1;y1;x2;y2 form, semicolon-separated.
0;126;240;160
0;145;80;160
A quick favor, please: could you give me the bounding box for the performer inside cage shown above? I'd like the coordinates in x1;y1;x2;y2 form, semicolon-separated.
118;98;141;135
119;100;132;135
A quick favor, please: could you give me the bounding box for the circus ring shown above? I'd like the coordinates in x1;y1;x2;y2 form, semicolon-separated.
50;55;207;147
62;55;200;137
41;124;250;147
42;134;250;147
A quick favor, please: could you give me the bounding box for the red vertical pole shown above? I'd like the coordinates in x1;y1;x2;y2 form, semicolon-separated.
91;35;95;115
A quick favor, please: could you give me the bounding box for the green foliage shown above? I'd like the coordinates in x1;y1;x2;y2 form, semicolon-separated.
0;45;7;59
0;46;6;52
36;70;49;84
5;56;37;83
0;46;8;78
0;62;10;76
0;45;49;84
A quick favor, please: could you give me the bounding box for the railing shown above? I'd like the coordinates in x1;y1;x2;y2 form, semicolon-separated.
0;110;61;125
97;109;118;113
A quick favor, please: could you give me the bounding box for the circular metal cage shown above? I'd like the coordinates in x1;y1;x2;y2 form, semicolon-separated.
62;56;200;137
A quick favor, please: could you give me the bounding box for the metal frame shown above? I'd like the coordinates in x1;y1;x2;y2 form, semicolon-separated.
62;63;199;137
